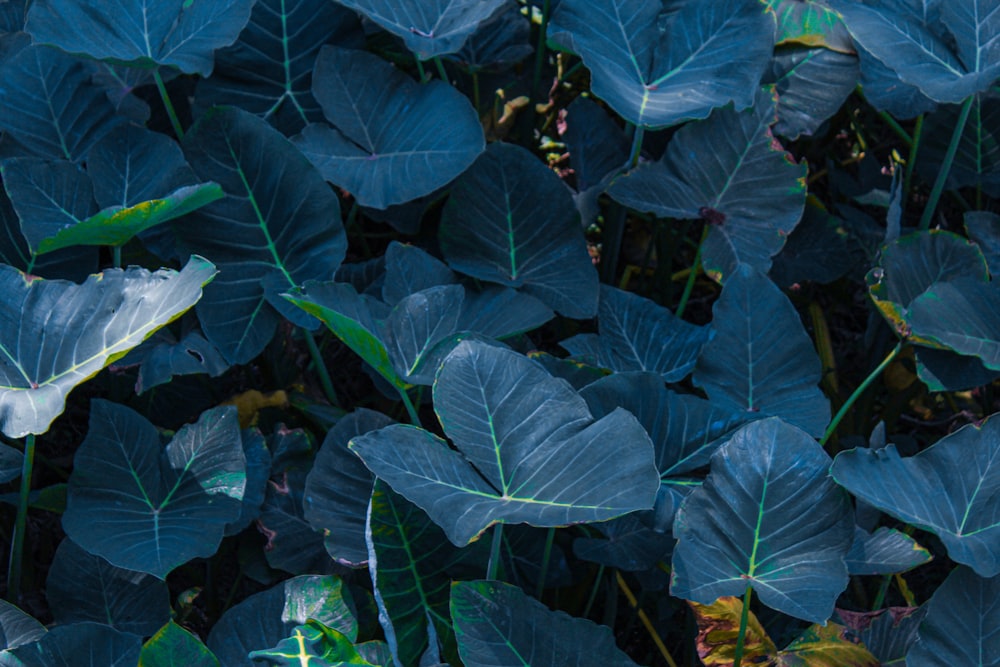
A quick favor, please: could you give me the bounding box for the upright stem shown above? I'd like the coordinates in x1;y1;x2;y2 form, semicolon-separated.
535;527;556;598
472;70;481;112
396;386;421;426
153;70;184;141
733;586;753;667
675;225;708;319
820;341;903;447
7;434;35;603
919;95;974;230
415;59;428;83
487;522;504;580
531;0;551;104
433;57;448;82
627;125;645;169
903;114;924;199
303;329;340;408
112;245;122;269
582;564;605;618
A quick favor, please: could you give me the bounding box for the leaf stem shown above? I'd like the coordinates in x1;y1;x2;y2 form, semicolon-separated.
616;571;678;667
820;341;903;447
112;245;122;269
903;113;924;199
433;57;448;82
7;434;35;603
878;110;913;146
396;386;421;426
535;527;555;598
583;564;605;618
487;522;504;580
733;585;753;667
415;59;428;83
153;69;184;141
627;125;645;169
303;328;340;408
675;224;708;319
919;95;973;230
472;70;481;112
531;0;551;104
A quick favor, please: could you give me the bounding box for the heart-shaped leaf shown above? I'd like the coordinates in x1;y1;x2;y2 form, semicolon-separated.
693;264;830;437
0;600;45;650
332;0;509;60
451;580;641;667
832;414;1000;577
835;607;926;667
1;158;96;253
439;142;599;318
608;87;807;281
768;47;860;140
63;401;245;579
350;340;660;546
0;256;215;438
845;526;932;576
141;621;219;667
907;566;1000;665
0;623;141;667
548;0;773;128
26;0;256;76
671;418;854;624
180;106;346;364
295;46;484;209
248;620;373;667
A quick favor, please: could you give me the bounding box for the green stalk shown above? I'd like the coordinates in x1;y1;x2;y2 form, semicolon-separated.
531;0;551;104
733;586;753;667
7;434;35;603
535;527;556;598
112;245;122;269
487;522;504;581
675;225;708;319
627;125;645;169
878;110;913;146
415;58;427;83
903;114;924;199
582;564;605;618
919;95;974;230
396;386;421;426
820;341;903;447
153;70;184;141
433;57;448;82
303;328;340;408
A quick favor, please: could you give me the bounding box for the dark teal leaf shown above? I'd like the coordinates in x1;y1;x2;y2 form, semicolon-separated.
529;351;608;391
181;106;346;364
381;242;456;306
548;0;773;129
368;480;460;666
46;537;169;635
0;443;20;484
249;620;376;666
111;329;230;395
907;566;1000;665
562;96;630;193
608;87;807;282
446;3;533;72
918;92;1000;197
580;371;751;478
914;346;1000;392
226;428;271;536
693;264;830;437
305;409;394;567
25;0;256;75
0;623;141;667
0;256;216;438
1;158;96;254
857;43;938;119
0;45;125;161
905;278;1000;366
572;511;676;572
0;600;45;650
63;401;245;579
194;0;364;135
770;203;854;287
439;142;598;318
845;526;932;576
832;414;1000;577
296;46;484;209
836;606;925;667
451;580;640;667
141;621;220;667
85;61;154;123
350;340;660;546
966;210;1000;276
768;47;860;140
671;418;854;624
332;0;508;60
207;575;357;667
827;0;1000;103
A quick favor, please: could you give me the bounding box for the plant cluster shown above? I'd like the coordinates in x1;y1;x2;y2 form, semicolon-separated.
0;0;998;665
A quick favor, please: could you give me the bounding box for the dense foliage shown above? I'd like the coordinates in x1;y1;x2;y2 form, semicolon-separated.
0;0;998;665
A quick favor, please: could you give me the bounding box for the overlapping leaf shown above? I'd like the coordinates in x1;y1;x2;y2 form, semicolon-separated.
548;0;773;128
295;46;484;209
0;601;45;650
0;623;141;667
919;92;1000;197
672;418;854;624
141;621;220;667
832;414;1000;576
608;87;807;281
350;340;660;546
769;47;860;140
0;256;215;438
845;526;932;575
907;566;1000;665
766;0;855;52
25;0;256;76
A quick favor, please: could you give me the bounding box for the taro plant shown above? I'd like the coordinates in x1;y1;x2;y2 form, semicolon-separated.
2;0;1000;665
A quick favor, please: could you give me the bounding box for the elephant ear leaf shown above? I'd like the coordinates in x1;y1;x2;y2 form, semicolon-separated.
832;414;1000;577
350;340;660;546
0;256;216;438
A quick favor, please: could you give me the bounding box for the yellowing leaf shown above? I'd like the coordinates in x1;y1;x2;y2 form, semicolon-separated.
775;623;878;666
223;389;289;428
689;597;777;666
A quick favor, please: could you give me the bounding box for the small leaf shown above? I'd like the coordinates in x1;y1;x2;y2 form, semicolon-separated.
0;600;45;650
769;47;860;140
845;526;932;576
140;620;220;667
0;623;141;667
689;597;776;667
836;606;926;666
776;623;878;666
248;620;375;666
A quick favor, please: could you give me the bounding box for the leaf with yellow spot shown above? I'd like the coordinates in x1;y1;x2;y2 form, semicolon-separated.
766;0;855;53
689;597;776;666
223;389;289;428
775;623;878;666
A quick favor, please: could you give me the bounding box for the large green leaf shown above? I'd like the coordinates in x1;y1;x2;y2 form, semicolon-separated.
832;414;1000;577
295;46;484;209
63;401;245;579
907;566;1000;665
693;264;830;437
194;0;363;135
0;45;125;162
181;106;346;364
608;87;807;282
827;0;1000;103
25;0;255;76
548;0;773;129
671;418;854;624
141;621;220;667
45;537;170;635
0;256;215;438
368;480;460;666
451;580;640;667
332;0;508;60
0;623;141;667
350;340;660;546
207;575;357;667
249;620;376;666
439;142;599;318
